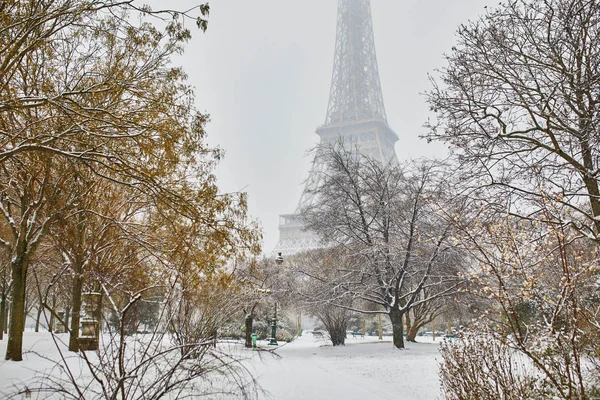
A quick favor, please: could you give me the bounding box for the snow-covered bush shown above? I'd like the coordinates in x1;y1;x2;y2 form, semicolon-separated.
276;328;293;343
440;325;600;399
440;207;600;399
314;306;350;346
440;330;538;399
219;321;244;340
4;280;260;400
251;318;294;342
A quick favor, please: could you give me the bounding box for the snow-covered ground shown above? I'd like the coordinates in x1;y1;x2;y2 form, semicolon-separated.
248;333;442;400
0;332;443;400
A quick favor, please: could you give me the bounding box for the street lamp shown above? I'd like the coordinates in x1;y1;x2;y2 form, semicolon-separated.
268;253;284;345
275;252;284;265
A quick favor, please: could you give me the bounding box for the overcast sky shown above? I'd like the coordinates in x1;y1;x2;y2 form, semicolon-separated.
162;0;498;254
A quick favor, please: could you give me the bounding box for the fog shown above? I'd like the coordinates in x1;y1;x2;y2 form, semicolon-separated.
155;0;498;253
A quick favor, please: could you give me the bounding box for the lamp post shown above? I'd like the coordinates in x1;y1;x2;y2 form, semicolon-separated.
268;252;284;345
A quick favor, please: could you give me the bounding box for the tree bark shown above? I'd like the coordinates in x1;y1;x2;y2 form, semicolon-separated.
3;299;8;334
64;305;70;332
69;263;83;352
582;174;600;233
48;311;54;333
405;312;414;341
576;93;600;234
329;326;346;346
0;291;6;340
389;308;405;349
35;306;42;332
48;294;56;333
6;258;27;360
244;314;254;348
405;309;435;342
406;324;420;342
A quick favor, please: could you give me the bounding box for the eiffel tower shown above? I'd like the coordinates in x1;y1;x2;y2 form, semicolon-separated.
274;0;398;254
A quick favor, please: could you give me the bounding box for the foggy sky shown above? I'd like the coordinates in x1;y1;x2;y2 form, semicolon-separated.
161;0;498;254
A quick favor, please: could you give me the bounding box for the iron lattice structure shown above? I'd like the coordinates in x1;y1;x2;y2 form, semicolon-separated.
274;0;398;255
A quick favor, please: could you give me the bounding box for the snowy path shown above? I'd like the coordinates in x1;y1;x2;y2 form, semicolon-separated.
249;334;442;400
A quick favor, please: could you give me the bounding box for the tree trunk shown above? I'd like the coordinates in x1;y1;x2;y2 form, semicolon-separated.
582;174;600;233
3;299;8;334
406;324;420;342
577;114;600;234
48;294;56;333
329;326;346;346
6;259;27;361
64;305;70;331
389;308;405;349
244;314;254;348
405;312;414;341
48;310;54;333
0;291;6;340
69;265;83;352
35;306;42;332
23;296;28;331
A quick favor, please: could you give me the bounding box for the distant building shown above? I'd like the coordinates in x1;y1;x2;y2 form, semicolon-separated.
274;0;399;255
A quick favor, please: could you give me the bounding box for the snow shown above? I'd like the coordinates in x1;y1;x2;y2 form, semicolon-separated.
248;334;443;400
0;333;73;397
0;332;444;400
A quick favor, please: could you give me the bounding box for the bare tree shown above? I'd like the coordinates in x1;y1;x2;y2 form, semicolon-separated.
424;1;600;396
425;0;600;239
299;145;465;348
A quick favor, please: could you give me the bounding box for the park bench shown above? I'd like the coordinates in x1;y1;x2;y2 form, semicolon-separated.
350;331;364;338
312;331;324;338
